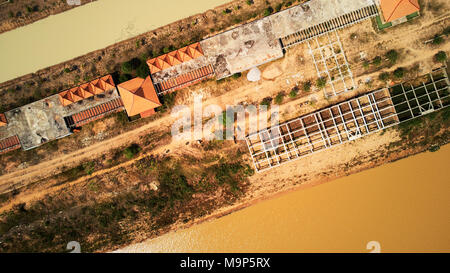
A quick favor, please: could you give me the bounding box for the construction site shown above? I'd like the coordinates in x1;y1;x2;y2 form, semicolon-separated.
0;0;390;155
0;0;448;253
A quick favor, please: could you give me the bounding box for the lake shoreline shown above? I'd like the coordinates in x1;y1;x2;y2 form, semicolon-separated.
114;139;449;252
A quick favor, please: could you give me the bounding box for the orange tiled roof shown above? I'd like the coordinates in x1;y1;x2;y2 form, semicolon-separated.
157;64;214;93
58;75;116;107
0;135;21;154
0;113;7;127
70;98;124;127
117;76;161;117
380;0;420;22
146;42;204;74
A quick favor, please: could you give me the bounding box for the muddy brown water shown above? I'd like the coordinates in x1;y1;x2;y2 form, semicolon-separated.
117;144;450;253
0;0;231;83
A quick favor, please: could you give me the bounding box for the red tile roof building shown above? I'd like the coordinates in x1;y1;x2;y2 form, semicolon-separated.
147;42;204;74
117;76;162;117
58;75;116;106
380;0;420;22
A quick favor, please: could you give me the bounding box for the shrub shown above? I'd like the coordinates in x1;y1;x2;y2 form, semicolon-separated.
289;87;298;98
222;8;232;14
136;63;150;78
129;58;142;70
432;35;443;45
393;67;405;79
263;7;274;17
316;77;327;89
372;56;382;66
121;62;133;74
246;0;254;5
429;145;440;152
232;72;242;79
379;72;389;82
385;50;398;64
275;3;283;12
275;92;284;104
119;73;132;83
434;51;447;63
363;60;369;69
303;81;311;92
123;144;142;159
260;97;272;107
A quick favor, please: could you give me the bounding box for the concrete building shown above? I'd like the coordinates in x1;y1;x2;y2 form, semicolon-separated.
0;75;123;153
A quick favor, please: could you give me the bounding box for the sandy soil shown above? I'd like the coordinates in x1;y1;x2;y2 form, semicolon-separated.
0;0;449;252
1;0;449;196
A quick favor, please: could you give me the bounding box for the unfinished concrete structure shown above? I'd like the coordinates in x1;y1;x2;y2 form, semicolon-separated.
246;67;450;172
147;0;378;95
307;30;355;97
0;76;123;152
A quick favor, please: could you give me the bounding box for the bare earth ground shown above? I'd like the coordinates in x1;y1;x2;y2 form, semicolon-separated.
0;0;295;111
0;0;92;34
1;0;448;192
0;0;449;252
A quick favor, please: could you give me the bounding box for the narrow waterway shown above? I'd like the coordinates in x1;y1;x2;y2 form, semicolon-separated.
0;0;231;83
118;144;450;253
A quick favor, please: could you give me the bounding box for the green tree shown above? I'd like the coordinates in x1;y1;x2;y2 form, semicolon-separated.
434;51;447;63
316;77;327;89
432;35;443;45
393;67;405;79
372;56;382;66
123;144;141;159
303;81;311;92
385;50;398;64
289;87;298;98
232;72;242;79
136;63;150;78
275;3;283;12
275;92;284;105
379;72;389;82
263;7;274;17
121;62;133;74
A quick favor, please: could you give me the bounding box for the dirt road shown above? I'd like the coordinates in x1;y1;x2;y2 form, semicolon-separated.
1;0;448;199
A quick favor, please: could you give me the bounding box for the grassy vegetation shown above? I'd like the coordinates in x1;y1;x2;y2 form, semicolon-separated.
396;106;450;145
375;15;392;30
406;11;419;21
122;144;142;159
0;143;252;252
263;6;274;17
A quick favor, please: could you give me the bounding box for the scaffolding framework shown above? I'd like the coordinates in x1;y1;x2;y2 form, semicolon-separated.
280;5;379;49
307;30;356;98
389;68;450;122
246;67;450;172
